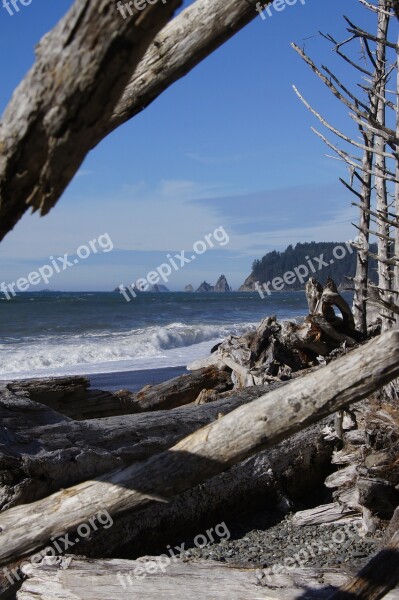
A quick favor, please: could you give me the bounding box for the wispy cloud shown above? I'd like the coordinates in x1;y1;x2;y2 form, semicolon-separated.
75;169;93;178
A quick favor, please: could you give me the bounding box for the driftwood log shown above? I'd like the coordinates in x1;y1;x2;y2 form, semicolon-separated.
0;0;183;239
74;419;332;560
6;377;132;420
0;383;274;510
0;330;398;565
0;420;334;597
7;366;231;420
16;557;399;600
133;366;232;410
0;0;269;240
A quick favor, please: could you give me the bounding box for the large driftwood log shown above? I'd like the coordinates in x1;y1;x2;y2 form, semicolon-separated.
6;377;136;420
16;557;399;600
0;0;182;239
0;384;276;510
133;366;232;410
8;367;231;419
0;330;398;565
0;0;268;240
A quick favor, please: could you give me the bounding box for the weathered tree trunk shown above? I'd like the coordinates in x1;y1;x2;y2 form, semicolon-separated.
0;0;268;240
394;33;399;319
0;419;334;592
375;0;393;331
74;420;333;560
1;330;399;565
305;277;322;314
16;557;399;600
353;137;373;335
6;377;135;420
315;277;356;333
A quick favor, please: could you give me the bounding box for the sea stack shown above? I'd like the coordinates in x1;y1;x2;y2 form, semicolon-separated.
213;274;231;293
196;281;214;293
184;284;194;292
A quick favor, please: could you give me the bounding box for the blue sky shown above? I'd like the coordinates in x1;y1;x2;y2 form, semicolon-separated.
0;0;391;290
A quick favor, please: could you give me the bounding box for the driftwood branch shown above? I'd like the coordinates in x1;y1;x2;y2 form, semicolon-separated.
0;0;183;239
0;331;399;565
0;0;266;240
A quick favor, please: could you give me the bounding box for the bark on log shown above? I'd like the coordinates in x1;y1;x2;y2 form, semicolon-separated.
0;0;182;239
0;0;268;240
0;384;276;510
0;330;398;565
16;558;399;600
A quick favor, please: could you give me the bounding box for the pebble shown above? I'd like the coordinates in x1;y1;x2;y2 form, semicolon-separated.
175;511;385;571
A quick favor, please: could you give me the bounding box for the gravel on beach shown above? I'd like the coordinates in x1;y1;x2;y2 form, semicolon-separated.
177;510;385;572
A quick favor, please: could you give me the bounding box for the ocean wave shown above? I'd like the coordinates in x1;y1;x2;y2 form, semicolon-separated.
0;322;255;378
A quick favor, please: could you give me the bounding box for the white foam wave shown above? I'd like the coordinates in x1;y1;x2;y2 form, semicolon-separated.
0;322;255;380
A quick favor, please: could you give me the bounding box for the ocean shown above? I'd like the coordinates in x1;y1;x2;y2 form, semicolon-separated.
0;291;313;385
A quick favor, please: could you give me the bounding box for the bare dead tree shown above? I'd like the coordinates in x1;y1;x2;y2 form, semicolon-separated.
374;0;393;330
292;0;398;333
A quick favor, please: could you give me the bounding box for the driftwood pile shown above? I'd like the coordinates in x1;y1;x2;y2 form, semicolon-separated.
189;277;361;388
1;277;399;599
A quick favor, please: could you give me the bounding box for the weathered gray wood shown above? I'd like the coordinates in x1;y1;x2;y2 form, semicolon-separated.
325;465;358;489
315;277;356;333
0;0;182;239
8;368;231;419
134;367;232;411
0;330;398;565
0;420;333;582
0;0;267;240
6;377;134;420
198;310;357;391
292;503;361;527
16;557;399;600
75;420;333;559
0;384;274;510
305;277;323;314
